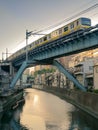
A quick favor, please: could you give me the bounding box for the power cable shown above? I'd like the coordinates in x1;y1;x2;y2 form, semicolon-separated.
16;38;26;46
35;3;98;33
12;3;98;52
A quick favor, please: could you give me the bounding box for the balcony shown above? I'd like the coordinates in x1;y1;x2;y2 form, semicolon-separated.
74;66;84;75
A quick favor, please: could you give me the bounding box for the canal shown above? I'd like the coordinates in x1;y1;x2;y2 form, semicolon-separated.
0;88;98;130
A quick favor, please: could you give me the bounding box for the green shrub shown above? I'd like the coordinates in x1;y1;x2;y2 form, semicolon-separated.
93;89;98;93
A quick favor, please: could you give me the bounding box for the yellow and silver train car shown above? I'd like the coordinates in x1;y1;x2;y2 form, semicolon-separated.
51;17;91;40
8;17;91;61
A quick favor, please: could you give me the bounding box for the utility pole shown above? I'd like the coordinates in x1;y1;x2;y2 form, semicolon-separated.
2;49;12;61
2;52;4;61
26;30;28;62
6;48;8;59
25;29;46;62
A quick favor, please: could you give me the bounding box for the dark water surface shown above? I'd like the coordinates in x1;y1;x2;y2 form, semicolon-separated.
0;88;98;130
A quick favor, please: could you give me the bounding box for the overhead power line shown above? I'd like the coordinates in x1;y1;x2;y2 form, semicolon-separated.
14;3;98;51
36;3;98;33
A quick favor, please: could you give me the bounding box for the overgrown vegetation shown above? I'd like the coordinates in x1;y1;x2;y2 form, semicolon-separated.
34;68;56;77
92;89;98;94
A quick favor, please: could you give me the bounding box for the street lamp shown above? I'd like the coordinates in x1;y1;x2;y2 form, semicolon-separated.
26;30;46;62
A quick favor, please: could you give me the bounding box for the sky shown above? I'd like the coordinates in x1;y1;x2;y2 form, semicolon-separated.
0;0;98;59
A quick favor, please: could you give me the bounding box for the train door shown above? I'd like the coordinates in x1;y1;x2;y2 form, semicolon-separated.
70;22;75;33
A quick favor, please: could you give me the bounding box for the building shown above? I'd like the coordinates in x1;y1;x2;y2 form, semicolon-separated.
74;58;94;89
93;64;98;89
68;50;95;90
34;65;52;72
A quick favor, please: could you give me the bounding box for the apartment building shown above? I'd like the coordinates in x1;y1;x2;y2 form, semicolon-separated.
74;58;94;89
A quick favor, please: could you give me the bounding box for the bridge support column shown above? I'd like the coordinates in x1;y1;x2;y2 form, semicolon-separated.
53;60;86;91
10;61;28;88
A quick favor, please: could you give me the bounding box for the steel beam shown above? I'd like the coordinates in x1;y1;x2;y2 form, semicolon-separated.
53;60;87;91
10;61;28;88
12;28;98;67
10;60;36;88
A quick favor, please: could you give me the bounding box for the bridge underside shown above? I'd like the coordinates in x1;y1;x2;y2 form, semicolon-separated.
13;28;98;67
10;60;86;92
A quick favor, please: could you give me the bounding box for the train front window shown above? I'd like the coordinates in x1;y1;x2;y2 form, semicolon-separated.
81;18;91;26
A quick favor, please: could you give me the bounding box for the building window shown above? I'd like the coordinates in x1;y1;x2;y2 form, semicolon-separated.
89;66;93;70
96;66;98;73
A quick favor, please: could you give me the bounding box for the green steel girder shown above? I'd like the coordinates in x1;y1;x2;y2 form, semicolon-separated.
13;29;98;67
10;61;28;88
10;60;35;88
53;60;87;91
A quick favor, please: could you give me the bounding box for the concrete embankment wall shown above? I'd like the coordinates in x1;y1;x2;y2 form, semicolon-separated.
64;90;98;119
39;87;98;119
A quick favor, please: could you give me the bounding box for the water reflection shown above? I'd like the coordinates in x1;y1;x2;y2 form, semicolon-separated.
69;108;98;130
0;100;25;130
20;89;74;130
21;115;46;130
0;89;98;130
33;95;39;105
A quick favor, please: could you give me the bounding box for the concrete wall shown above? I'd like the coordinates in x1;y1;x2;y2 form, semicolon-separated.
94;64;98;89
42;87;98;119
65;90;98;118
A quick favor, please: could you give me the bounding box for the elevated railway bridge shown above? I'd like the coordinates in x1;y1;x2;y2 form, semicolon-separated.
3;24;98;91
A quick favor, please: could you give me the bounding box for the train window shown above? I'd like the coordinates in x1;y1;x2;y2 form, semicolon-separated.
35;41;37;45
29;44;32;48
48;34;51;39
81;18;91;26
64;26;68;32
35;41;39;45
70;23;74;29
56;31;58;35
32;42;34;46
24;47;26;50
31;43;33;47
43;36;47;41
40;39;42;43
33;42;35;46
37;40;39;44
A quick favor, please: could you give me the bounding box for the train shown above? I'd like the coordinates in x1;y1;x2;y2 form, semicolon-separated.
8;17;91;61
